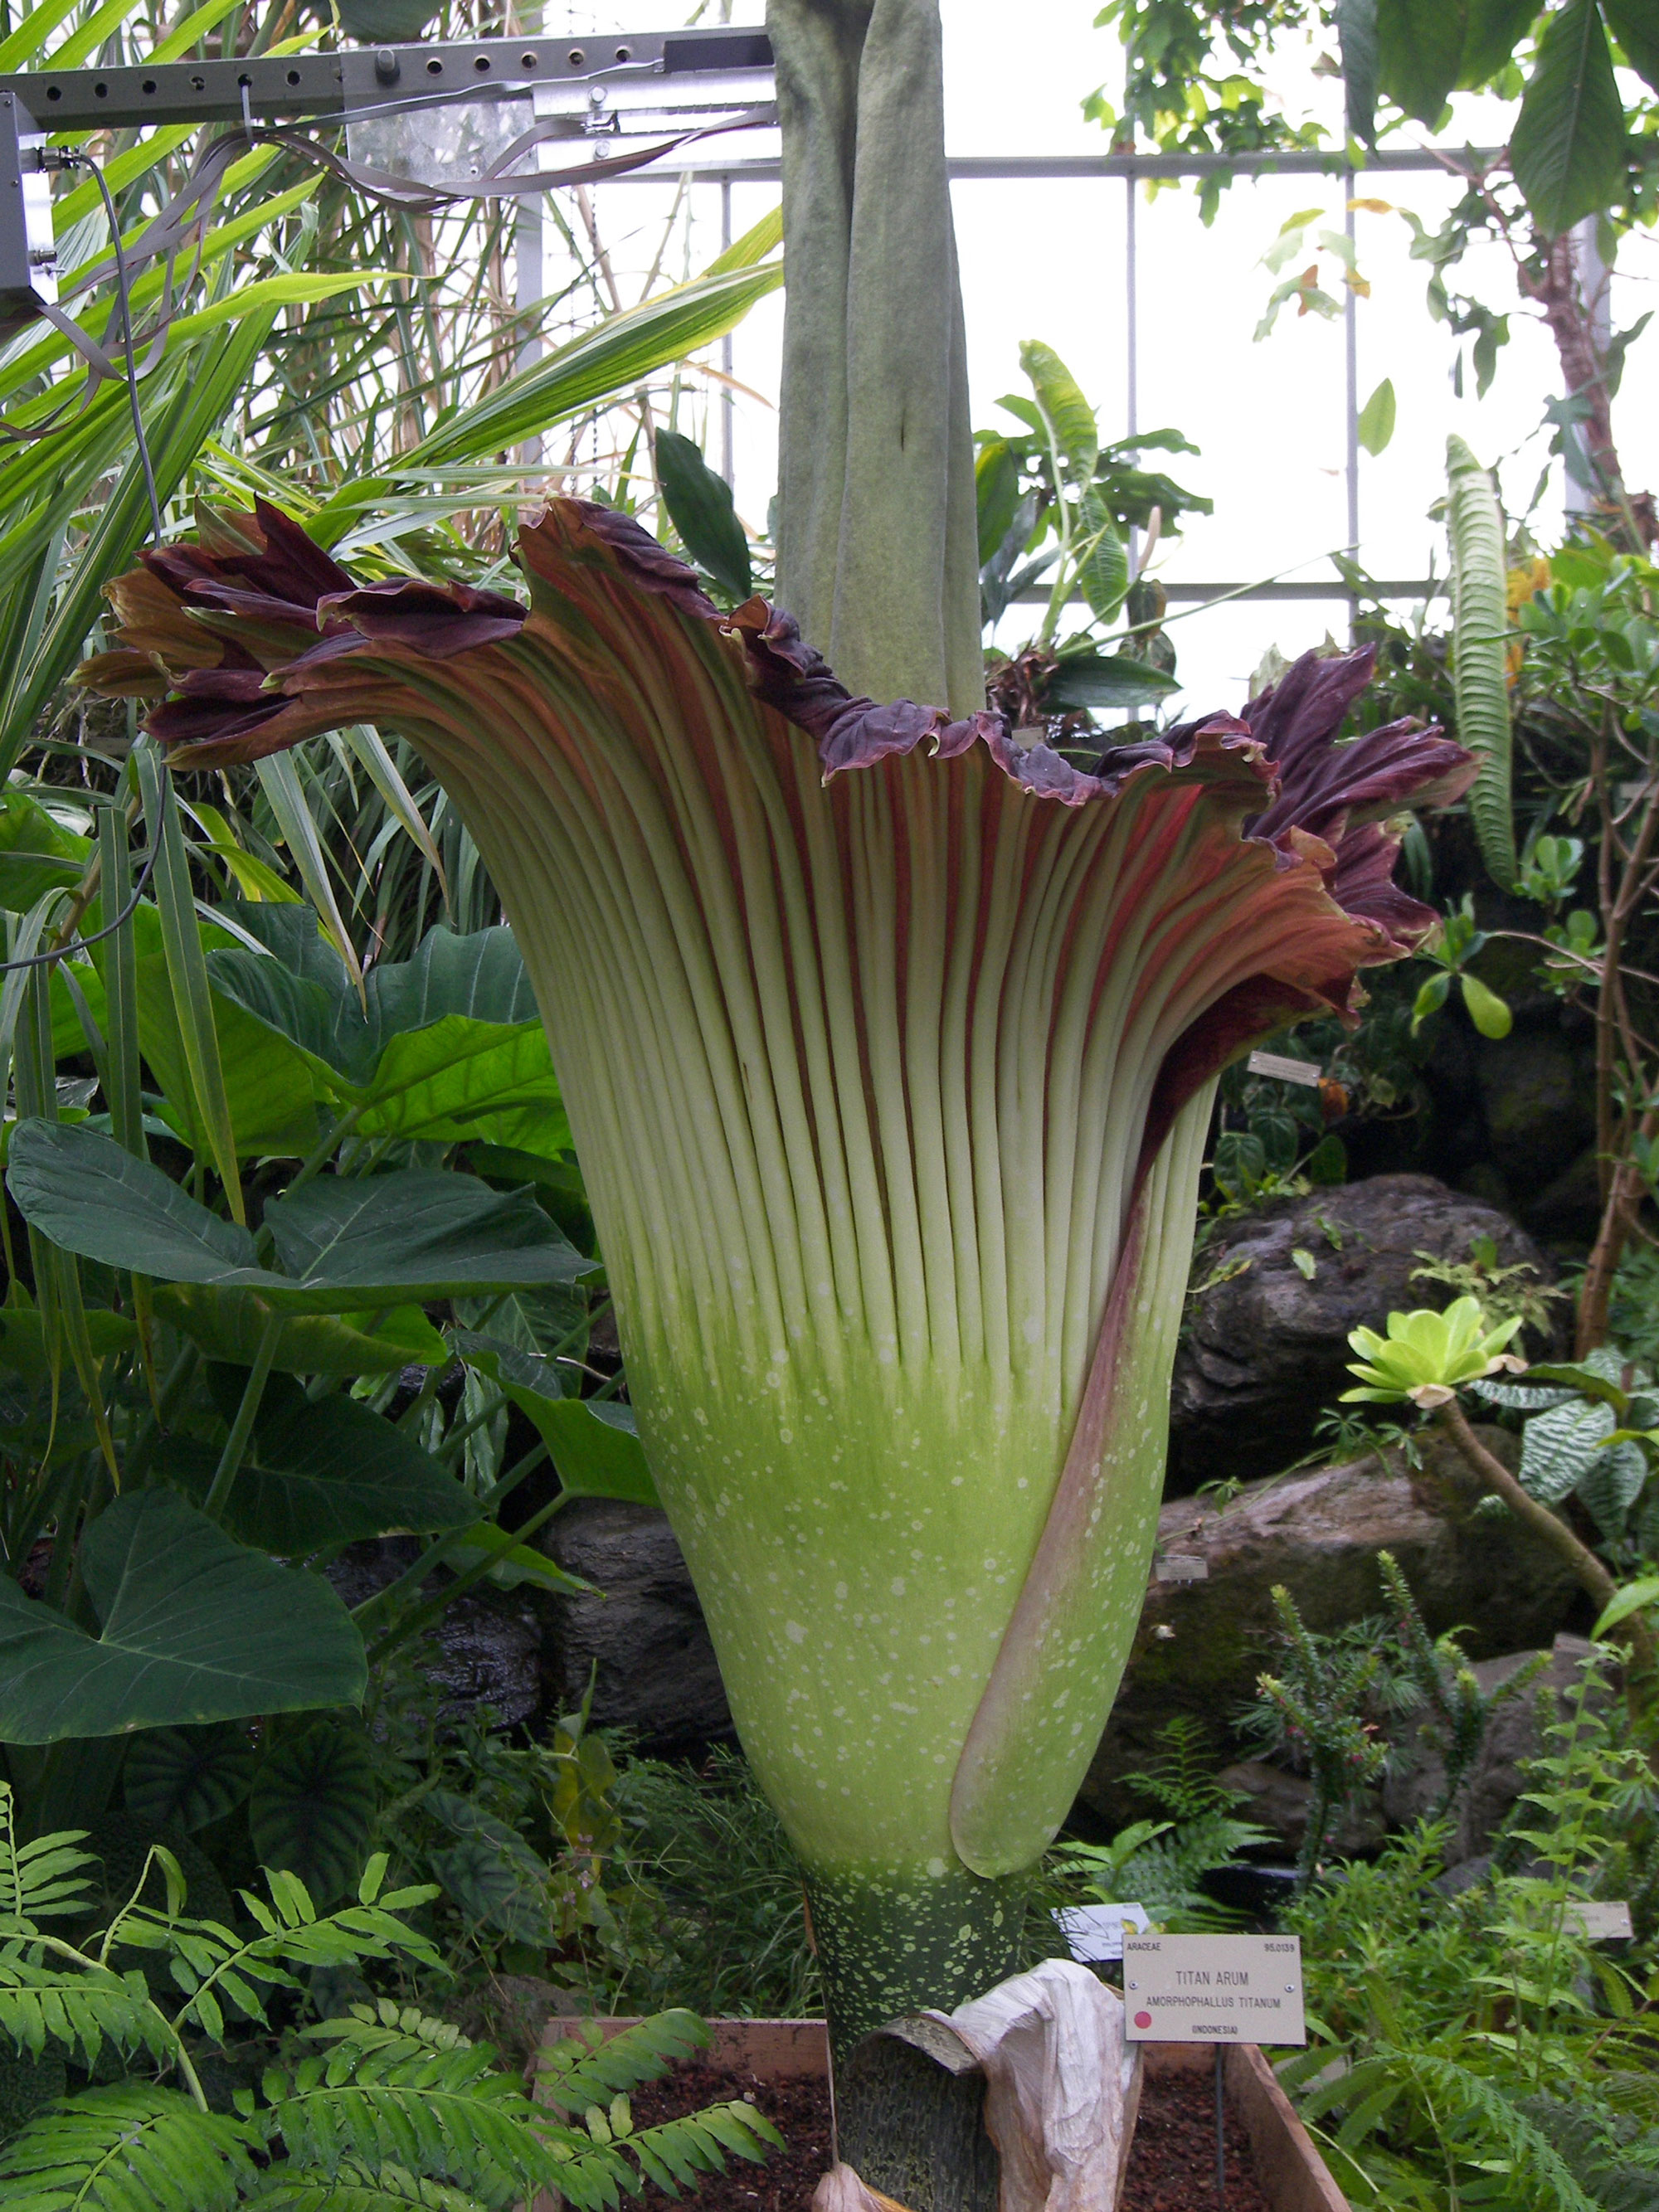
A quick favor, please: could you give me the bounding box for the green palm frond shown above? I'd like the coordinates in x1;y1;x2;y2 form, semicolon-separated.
246;2163;488;2212
254;2030;557;2207
616;2102;781;2198
537;2010;708;2115
0;1790;94;1932
0;2082;252;2212
0;1957;168;2073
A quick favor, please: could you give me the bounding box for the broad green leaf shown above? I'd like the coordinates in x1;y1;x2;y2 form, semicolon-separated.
1019;341;1097;483
249;1719;375;1908
458;1338;659;1506
1518;1398;1613;1505
443;1521;598;1592
655;429;752;600
0;1490;364;1742
8;1123;593;1311
155;1372;474;1552
1075;491;1130;623
8;1121;268;1287
124;1722;257;1834
1338;0;1379;142
0;1305;135;1382
1459;0;1545;85
1604;0;1659;91
0;791;90;914
261;1170;594;1309
423;1788;555;1940
975;439;1022;567
207;914;562;1139
101;903;320;1160
1356;377;1397;456
1376;0;1467;122
1593;1576;1659;1639
153;1286;445;1377
1044;651;1181;711
1511;0;1627;236
1460;972;1513;1038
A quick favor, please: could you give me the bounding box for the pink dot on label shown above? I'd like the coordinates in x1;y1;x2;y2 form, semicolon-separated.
1134;2011;1152;2030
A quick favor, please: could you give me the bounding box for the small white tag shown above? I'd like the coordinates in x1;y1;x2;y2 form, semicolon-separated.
1155;1554;1209;1582
1124;1932;1306;2045
1566;1901;1633;1941
1246;1050;1321;1087
1055;1903;1151;1963
1618;784;1654;809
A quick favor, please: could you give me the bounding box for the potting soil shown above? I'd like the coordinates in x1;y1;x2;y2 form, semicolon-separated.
623;2053;1273;2210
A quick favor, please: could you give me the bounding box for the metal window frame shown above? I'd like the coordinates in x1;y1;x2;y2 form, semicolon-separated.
603;143;1499;617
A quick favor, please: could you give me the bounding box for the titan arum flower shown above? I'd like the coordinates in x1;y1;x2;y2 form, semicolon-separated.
82;498;1473;2046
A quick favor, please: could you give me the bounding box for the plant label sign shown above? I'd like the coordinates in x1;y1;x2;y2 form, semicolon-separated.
1123;1933;1306;2044
1567;1901;1633;1941
1245;1050;1321;1087
1054;1902;1151;1962
1154;1553;1208;1582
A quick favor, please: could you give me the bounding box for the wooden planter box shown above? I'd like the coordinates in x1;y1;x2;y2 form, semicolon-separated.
539;2017;1350;2210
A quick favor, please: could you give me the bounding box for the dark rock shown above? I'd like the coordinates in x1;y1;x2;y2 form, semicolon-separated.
1216;1760;1384;1856
1477;1023;1596;1193
417;1592;542;1728
1384;1633;1603;1861
1169;1173;1560;1490
1078;1431;1583;1831
530;1499;732;1749
1521;1144;1605;1247
324;1539;542;1728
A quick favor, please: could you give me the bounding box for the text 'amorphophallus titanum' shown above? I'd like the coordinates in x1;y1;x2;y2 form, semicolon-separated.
82;498;1473;2047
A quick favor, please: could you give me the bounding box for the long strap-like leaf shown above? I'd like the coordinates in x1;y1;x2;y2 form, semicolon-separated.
1446;435;1517;892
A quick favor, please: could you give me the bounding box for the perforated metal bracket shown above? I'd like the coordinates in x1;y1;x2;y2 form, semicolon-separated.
0;23;770;134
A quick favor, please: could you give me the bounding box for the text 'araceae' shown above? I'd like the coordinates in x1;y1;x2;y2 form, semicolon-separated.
85;495;1472;2037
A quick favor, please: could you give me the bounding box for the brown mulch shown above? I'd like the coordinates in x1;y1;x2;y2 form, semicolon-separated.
625;2061;834;2212
623;2056;1272;2212
1118;2066;1272;2212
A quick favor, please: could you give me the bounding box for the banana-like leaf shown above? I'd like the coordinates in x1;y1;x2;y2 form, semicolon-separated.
1019;340;1097;483
0;1490;364;1742
1447;435;1518;891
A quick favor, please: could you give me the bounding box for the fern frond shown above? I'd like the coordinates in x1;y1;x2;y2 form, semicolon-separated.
537;2011;708;2113
1447;435;1517;891
0;2082;251;2211
546;2101;782;2211
0;1787;93;1933
1378;2045;1599;2212
0;1957;170;2072
246;2160;489;2212
255;2051;556;2205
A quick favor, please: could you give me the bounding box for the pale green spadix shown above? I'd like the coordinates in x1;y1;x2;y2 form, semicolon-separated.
769;0;982;716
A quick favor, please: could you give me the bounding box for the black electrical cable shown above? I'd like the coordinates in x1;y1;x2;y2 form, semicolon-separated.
0;844;159;975
78;153;164;545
